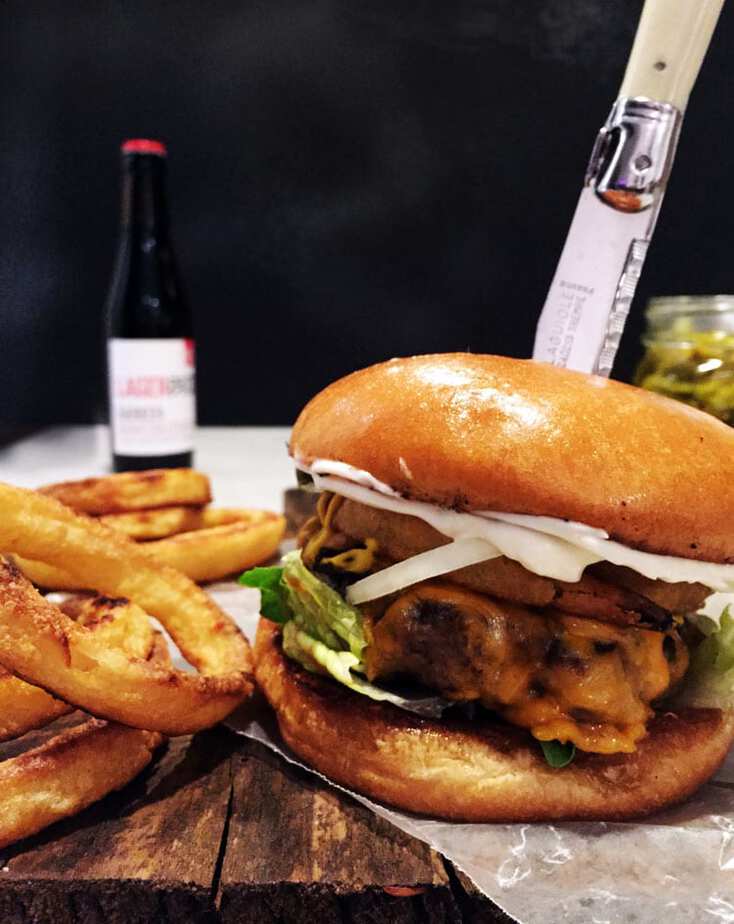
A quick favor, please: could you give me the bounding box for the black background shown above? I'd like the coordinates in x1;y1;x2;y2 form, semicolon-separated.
2;0;733;426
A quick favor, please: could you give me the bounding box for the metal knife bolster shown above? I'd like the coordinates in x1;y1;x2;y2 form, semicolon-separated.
588;97;682;375
587;96;682;212
533;97;682;376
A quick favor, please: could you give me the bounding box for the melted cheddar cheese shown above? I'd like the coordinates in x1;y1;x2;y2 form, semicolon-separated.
365;582;688;755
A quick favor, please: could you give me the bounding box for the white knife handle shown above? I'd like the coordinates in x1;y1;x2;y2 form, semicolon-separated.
620;0;725;110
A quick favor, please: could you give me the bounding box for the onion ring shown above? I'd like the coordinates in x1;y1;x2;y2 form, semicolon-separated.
0;599;169;848
8;558;85;591
16;510;285;588
0;594;158;742
58;593;157;660
0;482;253;732
140;513;285;583
99;505;256;540
39;469;211;515
0;673;70;744
0;558;248;734
0;718;164;849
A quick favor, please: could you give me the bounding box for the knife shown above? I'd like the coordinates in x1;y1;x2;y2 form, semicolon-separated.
533;0;725;376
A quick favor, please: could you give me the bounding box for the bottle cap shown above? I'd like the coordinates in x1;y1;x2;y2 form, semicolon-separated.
121;139;167;157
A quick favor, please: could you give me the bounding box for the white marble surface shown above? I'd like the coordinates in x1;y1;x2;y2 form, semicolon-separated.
0;426;295;512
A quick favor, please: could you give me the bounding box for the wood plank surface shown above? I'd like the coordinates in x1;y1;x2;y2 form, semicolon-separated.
218;738;460;923
0;720;236;924
0;719;506;923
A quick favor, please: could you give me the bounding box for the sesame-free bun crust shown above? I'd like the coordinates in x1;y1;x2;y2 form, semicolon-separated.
255;620;734;822
290;354;734;562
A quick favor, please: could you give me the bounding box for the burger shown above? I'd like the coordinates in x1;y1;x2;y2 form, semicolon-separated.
243;353;734;821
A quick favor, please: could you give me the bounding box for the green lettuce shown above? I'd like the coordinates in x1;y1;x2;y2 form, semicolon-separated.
238;566;288;622
678;606;734;708
280;550;367;663
240;551;448;717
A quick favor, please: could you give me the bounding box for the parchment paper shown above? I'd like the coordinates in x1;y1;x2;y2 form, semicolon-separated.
210;582;734;924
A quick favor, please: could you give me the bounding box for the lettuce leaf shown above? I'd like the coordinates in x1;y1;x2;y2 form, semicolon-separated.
238;566;289;623
678;605;734;708
281;550;367;662
281;621;448;717
540;740;576;769
276;551;449;717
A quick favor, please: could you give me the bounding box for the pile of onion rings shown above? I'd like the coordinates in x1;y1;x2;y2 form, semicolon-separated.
19;469;284;587
0;470;278;847
0;583;172;848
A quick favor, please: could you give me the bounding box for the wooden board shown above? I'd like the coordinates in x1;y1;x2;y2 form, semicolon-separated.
0;721;235;924
0;721;509;923
219;738;460;923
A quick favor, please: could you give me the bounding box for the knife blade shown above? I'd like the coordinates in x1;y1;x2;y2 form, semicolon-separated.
533;0;725;377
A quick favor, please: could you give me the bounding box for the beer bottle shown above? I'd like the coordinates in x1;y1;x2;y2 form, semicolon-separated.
105;139;196;472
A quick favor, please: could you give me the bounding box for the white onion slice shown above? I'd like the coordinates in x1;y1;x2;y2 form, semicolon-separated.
346;537;500;605
302;463;734;591
314;472;602;583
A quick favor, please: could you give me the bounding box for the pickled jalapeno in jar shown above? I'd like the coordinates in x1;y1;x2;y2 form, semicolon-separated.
635;296;734;426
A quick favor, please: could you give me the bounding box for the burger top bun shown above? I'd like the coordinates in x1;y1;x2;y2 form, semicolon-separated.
290;353;734;563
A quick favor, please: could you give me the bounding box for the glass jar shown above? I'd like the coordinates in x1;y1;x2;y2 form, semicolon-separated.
635;295;734;425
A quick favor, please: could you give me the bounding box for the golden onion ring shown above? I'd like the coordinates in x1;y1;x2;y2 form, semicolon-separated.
59;593;157;661
39;469;211;515
0;718;164;849
0;482;252;732
99;505;256;540
0;605;170;849
0;559;248;734
140;513;285;583
16;510;285;588
0;593;158;742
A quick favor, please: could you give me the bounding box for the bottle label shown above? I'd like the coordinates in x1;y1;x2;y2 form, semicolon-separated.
108;338;196;456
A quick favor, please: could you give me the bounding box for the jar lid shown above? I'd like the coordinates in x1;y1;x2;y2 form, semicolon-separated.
647;294;734;320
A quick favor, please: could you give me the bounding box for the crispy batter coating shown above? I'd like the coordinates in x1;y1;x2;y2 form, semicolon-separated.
0;719;164;849
0;558;247;735
100;505;256;540
16;510;285;588
139;512;285;583
40;469;211;515
0;480;253;733
0;594;158;742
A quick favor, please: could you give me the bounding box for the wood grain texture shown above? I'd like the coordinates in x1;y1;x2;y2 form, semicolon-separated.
218;738;460;923
0;720;507;923
0;719;235;924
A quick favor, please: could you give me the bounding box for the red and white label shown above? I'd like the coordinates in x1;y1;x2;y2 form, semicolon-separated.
108;338;196;455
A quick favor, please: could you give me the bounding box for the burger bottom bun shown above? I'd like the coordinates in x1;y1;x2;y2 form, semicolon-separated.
254;619;734;822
